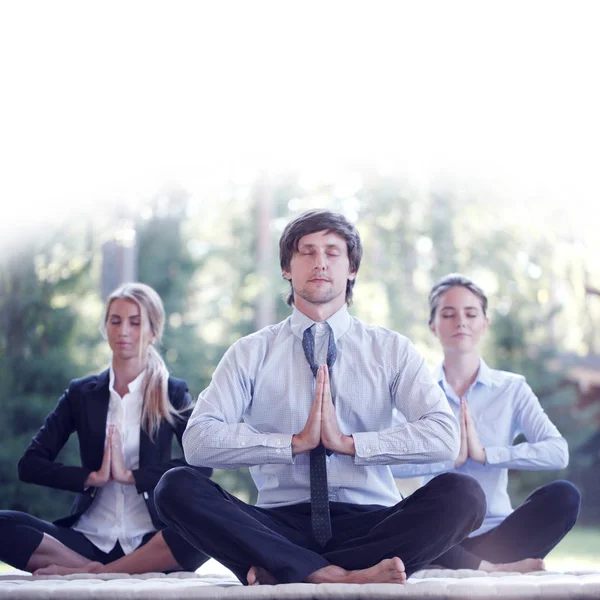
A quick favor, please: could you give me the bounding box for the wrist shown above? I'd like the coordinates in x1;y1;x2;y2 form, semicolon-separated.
472;448;486;464
326;434;355;456
114;469;135;485
339;434;355;456
292;434;315;455
85;472;106;488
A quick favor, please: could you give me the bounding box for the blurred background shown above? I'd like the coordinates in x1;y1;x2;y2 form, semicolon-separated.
1;1;599;569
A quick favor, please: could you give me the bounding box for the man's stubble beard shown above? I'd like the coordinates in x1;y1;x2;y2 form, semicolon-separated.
293;284;343;306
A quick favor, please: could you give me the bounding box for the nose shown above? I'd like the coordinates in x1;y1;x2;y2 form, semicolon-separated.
313;250;327;270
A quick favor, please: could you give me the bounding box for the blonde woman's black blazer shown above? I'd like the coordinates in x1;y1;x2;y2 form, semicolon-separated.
17;369;212;529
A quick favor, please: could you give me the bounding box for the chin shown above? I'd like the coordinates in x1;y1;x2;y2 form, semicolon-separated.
298;291;336;305
445;342;476;354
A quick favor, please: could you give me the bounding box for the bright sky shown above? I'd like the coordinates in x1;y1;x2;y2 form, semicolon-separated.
1;1;599;243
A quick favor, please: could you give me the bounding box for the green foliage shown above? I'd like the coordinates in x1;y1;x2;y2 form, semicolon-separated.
136;185;214;397
0;229;93;519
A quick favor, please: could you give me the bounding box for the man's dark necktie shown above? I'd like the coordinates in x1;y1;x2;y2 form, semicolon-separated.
302;324;337;547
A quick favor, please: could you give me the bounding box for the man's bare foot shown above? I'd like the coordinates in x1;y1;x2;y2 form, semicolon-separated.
479;558;545;573
307;557;406;584
34;562;103;576
247;566;278;585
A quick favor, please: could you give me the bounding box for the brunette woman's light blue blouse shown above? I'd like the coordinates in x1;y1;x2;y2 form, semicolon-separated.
391;358;568;536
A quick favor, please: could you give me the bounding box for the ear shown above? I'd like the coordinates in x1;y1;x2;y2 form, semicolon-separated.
282;269;292;281
483;315;490;332
348;270;356;281
429;321;438;336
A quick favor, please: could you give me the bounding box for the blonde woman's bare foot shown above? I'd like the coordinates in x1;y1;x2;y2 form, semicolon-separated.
307;557;406;584
479;558;545;573
34;562;102;576
247;566;277;585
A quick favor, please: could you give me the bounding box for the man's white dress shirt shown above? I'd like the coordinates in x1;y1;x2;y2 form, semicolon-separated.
183;306;459;509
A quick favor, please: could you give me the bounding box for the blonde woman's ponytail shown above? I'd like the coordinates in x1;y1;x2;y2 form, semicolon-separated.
141;345;184;439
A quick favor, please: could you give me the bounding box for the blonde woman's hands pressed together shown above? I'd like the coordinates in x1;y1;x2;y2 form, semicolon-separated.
84;425;134;488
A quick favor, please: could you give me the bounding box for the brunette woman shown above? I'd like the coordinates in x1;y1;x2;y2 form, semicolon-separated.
393;273;580;572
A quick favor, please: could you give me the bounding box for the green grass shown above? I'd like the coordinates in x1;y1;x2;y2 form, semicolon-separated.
545;526;600;571
0;562;22;574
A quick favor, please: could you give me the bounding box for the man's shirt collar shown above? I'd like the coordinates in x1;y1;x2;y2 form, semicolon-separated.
290;304;351;342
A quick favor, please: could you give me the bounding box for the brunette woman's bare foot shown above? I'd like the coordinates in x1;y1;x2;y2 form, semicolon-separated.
307;557;406;584
247;566;278;585
479;558;545;573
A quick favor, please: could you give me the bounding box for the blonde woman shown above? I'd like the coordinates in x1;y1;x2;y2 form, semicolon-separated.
0;283;211;575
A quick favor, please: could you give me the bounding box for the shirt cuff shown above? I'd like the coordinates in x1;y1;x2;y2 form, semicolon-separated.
235;433;293;462
352;432;380;464
233;433;293;449
485;446;512;465
264;433;293;461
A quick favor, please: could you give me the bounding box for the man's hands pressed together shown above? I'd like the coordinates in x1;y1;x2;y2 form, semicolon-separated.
292;365;355;456
454;398;486;467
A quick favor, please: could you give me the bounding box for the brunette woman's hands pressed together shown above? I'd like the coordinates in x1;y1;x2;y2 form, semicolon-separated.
454;399;485;468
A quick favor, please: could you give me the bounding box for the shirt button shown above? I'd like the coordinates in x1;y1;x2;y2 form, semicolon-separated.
403;447;408;453
366;448;371;454
240;441;246;446
275;449;281;454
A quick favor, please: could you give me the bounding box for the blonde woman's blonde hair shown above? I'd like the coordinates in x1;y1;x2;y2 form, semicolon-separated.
101;282;185;440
